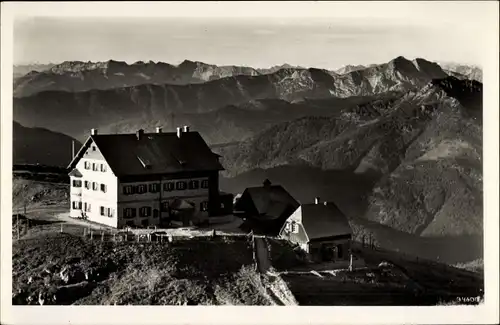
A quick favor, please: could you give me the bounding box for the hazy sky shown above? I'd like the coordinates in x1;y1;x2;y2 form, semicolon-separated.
12;3;492;69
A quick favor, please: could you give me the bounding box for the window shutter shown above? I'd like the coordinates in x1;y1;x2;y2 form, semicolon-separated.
147;207;152;217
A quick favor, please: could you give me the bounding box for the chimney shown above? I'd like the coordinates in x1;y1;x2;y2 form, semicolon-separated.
72;140;75;159
91;128;98;135
156;127;162;133
314;197;320;205
183;125;190;133
176;127;182;138
136;129;144;140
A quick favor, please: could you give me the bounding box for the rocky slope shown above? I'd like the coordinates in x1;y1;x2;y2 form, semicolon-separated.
218;77;483;242
13;122;81;167
12;232;273;305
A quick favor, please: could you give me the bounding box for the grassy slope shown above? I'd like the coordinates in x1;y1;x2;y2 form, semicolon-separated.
12;177;69;212
12;232;271;305
13;121;81;167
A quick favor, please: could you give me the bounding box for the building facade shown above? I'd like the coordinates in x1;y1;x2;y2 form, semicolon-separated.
68;127;230;228
279;198;353;263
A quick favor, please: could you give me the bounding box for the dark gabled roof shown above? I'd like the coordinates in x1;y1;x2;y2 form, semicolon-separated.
68;168;83;177
236;184;300;220
68;131;223;177
300;203;353;240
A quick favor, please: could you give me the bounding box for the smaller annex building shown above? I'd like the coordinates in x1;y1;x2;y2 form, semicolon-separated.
279;197;353;263
234;179;300;236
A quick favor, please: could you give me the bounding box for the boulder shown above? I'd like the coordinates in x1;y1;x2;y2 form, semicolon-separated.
59;265;85;284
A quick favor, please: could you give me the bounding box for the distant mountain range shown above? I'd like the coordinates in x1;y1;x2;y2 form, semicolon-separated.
439;62;482;82
13;60;309;98
334;64;378;74
13;58;481;98
14;56;464;142
13;63;56;80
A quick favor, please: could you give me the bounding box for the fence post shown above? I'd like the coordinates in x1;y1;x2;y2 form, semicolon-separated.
16;214;20;240
101;231;104;242
60;224;63;233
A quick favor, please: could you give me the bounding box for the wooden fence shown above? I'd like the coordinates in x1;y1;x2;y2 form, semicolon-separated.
79;227;253;245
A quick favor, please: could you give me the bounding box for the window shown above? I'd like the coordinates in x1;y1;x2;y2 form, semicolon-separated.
136;184;147;194
201;179;209;189
139;206;152;217
200;201;209;212
92;163;98;171
100;206;106;216
72;180;82;187
84;161;90;170
153;209;159;218
124;208;136;218
164;182;175;192
123;185;134;195
84;181;90;189
84;202;91;212
100;184;107;193
92;146;96;151
285;223;291;232
72;201;81;209
161;201;169;211
176;181;187;191
188;180;199;190
337;244;344;259
149;183;160;193
107;208;114;217
92;182;98;191
100;164;106;172
291;222;299;234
